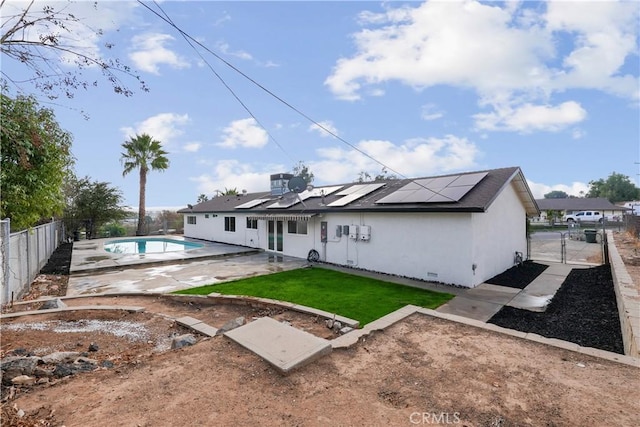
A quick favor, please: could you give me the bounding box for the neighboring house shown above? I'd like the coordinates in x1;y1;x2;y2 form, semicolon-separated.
535;198;629;222
178;167;539;288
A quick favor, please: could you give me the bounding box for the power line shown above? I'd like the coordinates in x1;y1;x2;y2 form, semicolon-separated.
138;2;457;201
147;0;293;164
137;1;409;181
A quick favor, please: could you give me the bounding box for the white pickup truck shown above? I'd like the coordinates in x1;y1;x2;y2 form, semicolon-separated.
563;211;618;223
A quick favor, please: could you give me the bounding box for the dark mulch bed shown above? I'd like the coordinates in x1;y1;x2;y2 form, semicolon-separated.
39;242;73;275
485;261;548;289
489;265;623;354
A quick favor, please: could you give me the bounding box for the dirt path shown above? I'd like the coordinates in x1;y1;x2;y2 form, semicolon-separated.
3;314;639;426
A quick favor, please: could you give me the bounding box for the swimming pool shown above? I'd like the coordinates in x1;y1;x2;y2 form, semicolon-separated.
104;238;204;254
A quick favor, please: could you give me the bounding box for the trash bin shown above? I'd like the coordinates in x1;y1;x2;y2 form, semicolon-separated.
584;229;597;243
73;231;80;241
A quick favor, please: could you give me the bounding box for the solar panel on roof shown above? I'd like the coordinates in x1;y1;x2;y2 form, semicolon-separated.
449;172;487;186
235;198;271;209
307;185;343;197
376;171;487;204
327;182;385;206
395;188;438;203
266;195;301;209
335;186;360;196
327;183;386;207
375;189;415;203
266;185;343;209
424;175;458;188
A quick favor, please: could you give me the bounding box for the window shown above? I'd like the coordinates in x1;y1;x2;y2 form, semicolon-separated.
246;218;258;229
205;214;209;219
287;220;307;235
224;216;236;232
187;216;196;225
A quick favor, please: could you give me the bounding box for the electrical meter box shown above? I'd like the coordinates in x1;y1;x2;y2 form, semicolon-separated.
321;221;328;243
349;225;359;240
359;225;371;241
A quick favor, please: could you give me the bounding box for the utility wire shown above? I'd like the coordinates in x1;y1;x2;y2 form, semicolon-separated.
137;1;407;179
148;0;293;163
138;1;456;201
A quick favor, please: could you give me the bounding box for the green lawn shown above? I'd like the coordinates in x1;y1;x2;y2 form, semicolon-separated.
175;267;454;325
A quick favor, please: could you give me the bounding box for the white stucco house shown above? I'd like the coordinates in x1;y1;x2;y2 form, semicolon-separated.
178;166;539;288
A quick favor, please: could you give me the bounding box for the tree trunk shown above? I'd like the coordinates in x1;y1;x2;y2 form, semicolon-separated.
137;167;147;236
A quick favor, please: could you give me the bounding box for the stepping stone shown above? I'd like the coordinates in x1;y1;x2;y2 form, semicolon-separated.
224;317;332;374
175;316;218;337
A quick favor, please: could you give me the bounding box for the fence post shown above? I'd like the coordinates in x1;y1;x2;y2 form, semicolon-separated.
1;219;9;302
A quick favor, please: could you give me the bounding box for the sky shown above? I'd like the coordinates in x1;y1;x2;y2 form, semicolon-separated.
2;0;639;211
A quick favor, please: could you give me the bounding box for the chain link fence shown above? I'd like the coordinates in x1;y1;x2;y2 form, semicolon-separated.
0;219;65;306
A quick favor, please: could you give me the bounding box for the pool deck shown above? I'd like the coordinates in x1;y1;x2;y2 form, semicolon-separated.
70;236;260;275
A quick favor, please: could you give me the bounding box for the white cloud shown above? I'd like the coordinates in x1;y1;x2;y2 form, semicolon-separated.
215;40;278;68
474;101;587;133
571;128;586;140
189;160;285;196
190;136;479;194
545;1;640;98
216;41;253;60
527;180;590;199
121;113;190;149
311;135;480;183
308;121;339;138
129;33;190;74
325;1;639;132
183;142;201;152
326;1;554;101
262;60;280;68
421;103;444;121
214;12;231;27
217;118;268;149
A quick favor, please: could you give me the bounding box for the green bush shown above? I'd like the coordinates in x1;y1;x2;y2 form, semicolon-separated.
101;222;126;238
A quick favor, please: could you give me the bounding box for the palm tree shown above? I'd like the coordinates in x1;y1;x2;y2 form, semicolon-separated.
120;133;169;236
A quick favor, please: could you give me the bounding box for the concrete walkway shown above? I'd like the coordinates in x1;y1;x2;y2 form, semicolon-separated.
71;237;260;275
68;251;307;296
436;262;589;322
224;317;332;374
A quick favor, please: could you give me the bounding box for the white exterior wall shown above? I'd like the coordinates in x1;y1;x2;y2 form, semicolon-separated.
313;212;475;286
471;182;527;285
182;183;529;288
183;213;261;248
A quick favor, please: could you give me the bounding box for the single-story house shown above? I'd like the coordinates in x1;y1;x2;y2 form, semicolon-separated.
178;166;539;288
534;197;630;222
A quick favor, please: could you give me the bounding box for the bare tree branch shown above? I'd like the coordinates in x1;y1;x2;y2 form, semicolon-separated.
0;1;148;100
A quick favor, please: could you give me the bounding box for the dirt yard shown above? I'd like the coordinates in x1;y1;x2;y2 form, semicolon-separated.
1;232;639;426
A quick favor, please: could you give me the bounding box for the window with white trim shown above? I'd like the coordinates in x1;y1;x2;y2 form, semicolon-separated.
187;216;196;225
224;216;236;232
287;220;307;235
246;218;258;229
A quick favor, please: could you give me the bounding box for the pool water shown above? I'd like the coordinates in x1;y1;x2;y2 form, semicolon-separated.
104;238;203;254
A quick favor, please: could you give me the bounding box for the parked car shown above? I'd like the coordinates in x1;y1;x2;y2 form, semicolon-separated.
563;211;617;223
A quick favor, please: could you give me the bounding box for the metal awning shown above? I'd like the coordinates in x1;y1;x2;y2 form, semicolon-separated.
247;214;316;221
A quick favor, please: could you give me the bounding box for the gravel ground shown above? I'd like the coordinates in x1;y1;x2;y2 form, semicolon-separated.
485;261;548;289
39;242;72;275
489;265;623;354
